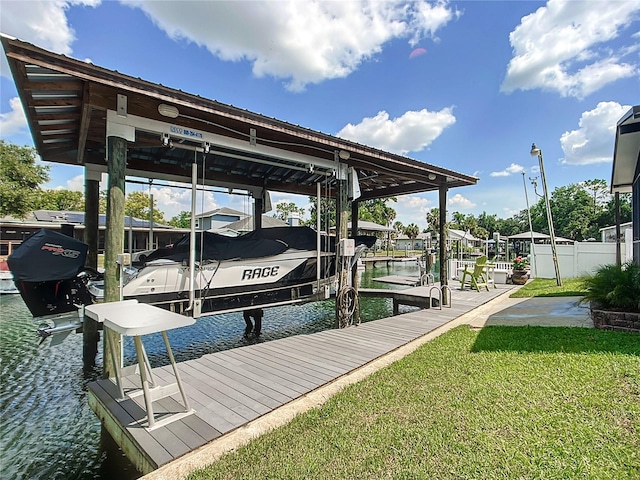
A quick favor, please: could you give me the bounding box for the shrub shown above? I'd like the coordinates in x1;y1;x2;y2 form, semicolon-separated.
581;261;640;313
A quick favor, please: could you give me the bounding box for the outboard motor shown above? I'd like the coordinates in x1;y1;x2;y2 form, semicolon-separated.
8;229;96;318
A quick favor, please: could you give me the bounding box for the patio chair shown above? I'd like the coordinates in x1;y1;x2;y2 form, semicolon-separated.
460;255;489;291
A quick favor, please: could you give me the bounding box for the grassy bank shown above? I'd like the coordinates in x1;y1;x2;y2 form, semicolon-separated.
188;326;639;480
510;277;588;298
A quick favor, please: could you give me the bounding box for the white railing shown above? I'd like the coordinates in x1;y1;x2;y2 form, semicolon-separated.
448;259;512;283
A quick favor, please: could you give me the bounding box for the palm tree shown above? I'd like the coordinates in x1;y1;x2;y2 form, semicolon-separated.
404;223;420;254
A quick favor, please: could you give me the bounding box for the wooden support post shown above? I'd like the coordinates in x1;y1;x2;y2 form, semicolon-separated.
103;135;127;379
254;194;263;230
83;174;100;369
438;184;449;305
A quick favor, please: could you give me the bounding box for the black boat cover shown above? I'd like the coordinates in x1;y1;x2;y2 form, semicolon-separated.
144;226;322;263
142;226;376;264
8;229;88;282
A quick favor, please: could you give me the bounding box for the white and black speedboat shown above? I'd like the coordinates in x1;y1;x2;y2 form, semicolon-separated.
9;227;375;324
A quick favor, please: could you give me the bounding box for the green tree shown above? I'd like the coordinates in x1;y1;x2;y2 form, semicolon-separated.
477;211;499;237
307;197;336;231
274;201;305;222
358;198;397;227
520;181;621;241
450;212;466;229
124;191;166;224
34;189;84;211
496;216;523;237
580;179;610;215
597;193;632;231
99;190;108;214
547;184;596;241
169;211;192;228
0;141;50;218
425;208;440;236
404;223;420;244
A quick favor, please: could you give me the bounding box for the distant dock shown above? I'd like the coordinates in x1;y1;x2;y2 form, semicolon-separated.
360;255;418;267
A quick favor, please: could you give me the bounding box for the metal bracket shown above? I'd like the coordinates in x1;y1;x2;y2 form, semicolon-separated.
117;94;127;117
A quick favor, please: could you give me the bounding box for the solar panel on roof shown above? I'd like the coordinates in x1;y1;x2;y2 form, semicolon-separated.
65;213;84;224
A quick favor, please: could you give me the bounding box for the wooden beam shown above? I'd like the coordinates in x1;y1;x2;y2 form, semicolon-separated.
31;98;82;107
23;80;83;91
77;82;92;164
32;113;81;121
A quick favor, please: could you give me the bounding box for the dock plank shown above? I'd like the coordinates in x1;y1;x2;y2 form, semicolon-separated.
178;360;274;419
232;346;335;383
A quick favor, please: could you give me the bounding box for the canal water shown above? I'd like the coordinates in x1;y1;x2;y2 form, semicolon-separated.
0;262;427;479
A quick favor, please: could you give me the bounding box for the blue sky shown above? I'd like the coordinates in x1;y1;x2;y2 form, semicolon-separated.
1;0;638;230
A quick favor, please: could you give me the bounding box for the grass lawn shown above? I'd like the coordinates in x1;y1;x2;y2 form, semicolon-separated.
187;326;639;480
510;277;588;298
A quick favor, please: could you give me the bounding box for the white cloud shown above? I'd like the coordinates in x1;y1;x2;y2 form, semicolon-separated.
560;101;631;165
392;195;431;230
395;195;430;223
121;0;459;91
0;0;100;78
66;174;88;192
65;177;220;220
0;97;28;136
398;195;430;210
336;107;455;155
448;193;475;210
501;0;639;98
150;185;218;220
489;163;525;177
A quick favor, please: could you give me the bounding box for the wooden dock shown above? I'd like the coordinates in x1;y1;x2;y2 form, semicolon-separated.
87;282;515;476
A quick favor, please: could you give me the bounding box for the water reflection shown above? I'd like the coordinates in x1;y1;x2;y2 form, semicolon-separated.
0;262;423;479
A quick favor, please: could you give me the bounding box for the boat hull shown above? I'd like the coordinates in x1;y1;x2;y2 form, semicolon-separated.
91;250;336;316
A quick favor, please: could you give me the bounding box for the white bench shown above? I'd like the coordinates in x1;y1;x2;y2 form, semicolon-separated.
85;300;195;430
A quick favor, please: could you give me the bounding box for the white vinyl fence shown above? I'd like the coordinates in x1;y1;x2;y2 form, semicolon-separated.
529;241;630;279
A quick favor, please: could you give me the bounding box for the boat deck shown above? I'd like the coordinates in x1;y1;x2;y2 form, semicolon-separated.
87;282;515;476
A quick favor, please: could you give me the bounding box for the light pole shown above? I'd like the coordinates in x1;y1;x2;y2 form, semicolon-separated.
530;143;562;286
521;171;537;278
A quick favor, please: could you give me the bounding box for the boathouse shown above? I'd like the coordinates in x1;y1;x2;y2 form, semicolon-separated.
3;34;485;476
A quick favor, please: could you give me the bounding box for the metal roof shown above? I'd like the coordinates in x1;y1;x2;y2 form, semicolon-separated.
2;35;478;202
